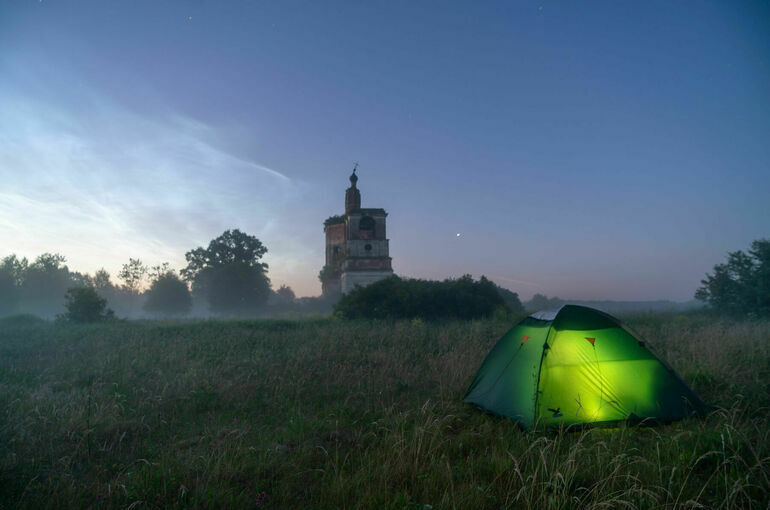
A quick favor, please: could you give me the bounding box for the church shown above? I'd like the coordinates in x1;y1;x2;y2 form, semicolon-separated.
321;167;393;295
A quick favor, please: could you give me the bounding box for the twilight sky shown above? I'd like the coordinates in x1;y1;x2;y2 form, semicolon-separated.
1;0;768;300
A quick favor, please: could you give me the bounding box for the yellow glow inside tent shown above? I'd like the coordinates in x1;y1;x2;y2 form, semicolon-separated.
464;305;705;429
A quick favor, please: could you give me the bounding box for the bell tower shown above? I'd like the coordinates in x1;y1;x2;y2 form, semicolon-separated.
322;166;393;296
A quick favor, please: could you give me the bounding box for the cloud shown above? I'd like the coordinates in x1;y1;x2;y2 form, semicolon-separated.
0;93;304;285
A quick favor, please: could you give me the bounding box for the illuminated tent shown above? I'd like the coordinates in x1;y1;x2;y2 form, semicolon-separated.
464;305;705;428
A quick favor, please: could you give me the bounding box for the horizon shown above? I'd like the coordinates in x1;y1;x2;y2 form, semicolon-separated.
1;1;768;302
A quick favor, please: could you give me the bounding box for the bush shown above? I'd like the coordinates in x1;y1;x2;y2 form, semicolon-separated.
323;215;345;227
0;313;45;327
334;274;509;320
59;287;114;323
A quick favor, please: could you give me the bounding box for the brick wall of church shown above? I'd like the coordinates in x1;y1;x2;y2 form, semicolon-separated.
347;214;386;240
325;223;345;267
343;258;392;271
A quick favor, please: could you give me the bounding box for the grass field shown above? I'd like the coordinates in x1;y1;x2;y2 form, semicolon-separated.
0;313;768;509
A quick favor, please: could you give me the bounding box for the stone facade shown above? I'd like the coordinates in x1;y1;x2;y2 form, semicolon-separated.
322;169;393;295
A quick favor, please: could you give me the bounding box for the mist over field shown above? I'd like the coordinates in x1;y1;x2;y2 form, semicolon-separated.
0;244;708;322
1;314;768;508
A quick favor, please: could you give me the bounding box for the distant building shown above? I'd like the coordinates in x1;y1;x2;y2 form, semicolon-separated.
322;168;393;295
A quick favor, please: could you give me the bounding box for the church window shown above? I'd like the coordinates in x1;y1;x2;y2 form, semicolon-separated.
359;216;375;231
359;215;375;240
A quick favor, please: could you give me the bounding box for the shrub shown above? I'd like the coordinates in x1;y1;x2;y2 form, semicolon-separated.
323;215;345;227
334;274;509;320
60;287;114;323
0;313;45;327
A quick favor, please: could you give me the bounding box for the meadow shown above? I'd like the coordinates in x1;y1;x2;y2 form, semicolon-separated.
0;313;768;509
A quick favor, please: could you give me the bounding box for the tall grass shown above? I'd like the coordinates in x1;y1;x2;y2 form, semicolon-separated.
0;314;768;508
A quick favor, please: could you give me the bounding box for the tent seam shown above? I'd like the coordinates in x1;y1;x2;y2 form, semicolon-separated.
532;320;555;428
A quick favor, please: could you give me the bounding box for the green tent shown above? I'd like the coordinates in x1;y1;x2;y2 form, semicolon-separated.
464;305;705;428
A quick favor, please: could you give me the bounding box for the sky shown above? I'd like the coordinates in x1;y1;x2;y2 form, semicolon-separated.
0;0;768;301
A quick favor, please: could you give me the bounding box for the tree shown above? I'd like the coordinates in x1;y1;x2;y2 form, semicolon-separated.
269;284;296;307
181;229;268;284
143;267;192;317
0;271;19;316
91;268;114;291
182;230;271;315
526;293;564;312
275;284;295;302
0;254;28;284
0;255;27;316
206;261;271;315
496;285;525;316
118;258;147;294
696;239;770;318
21;253;72;318
60;287;114;323
117;258;148;316
148;263;171;282
72;268;114;290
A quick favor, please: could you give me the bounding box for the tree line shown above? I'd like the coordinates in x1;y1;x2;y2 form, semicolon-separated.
0;229;308;320
3;232;766;322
